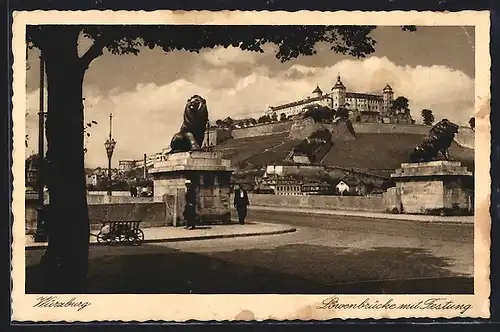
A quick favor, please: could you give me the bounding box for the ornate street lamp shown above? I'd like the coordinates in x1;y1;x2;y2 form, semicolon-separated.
104;113;116;196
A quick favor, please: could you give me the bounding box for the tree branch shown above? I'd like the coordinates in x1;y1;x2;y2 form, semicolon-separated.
80;41;105;69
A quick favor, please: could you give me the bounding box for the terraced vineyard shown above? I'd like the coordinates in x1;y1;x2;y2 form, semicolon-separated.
240;138;303;167
320;133;474;176
213;133;290;165
212;131;474;176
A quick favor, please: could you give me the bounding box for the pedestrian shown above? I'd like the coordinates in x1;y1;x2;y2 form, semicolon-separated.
183;179;197;230
233;184;250;225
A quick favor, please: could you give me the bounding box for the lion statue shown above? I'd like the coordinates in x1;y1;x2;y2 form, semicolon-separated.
170;95;209;153
409;119;459;163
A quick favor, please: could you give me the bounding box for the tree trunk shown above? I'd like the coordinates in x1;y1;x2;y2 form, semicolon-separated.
40;27;90;293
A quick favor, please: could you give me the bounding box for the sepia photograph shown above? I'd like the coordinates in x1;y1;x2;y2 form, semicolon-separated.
11;10;491;321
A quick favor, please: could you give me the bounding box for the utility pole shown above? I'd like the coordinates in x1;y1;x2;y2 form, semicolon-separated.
143;153;147;179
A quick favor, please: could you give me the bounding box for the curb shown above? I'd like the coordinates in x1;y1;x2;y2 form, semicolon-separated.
247;206;474;225
25;227;297;250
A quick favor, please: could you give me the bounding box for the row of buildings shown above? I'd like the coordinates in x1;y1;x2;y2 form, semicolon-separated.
266;75;413;125
256;174;365;196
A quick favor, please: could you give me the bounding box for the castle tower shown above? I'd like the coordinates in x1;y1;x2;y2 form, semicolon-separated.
331;74;346;109
382;84;394;115
312;85;323;98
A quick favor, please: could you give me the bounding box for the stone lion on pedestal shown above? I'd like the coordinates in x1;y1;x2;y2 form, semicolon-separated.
170;95;209;153
409;119;459;163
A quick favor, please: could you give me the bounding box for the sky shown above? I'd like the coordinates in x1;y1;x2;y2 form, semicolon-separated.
25;26;475;168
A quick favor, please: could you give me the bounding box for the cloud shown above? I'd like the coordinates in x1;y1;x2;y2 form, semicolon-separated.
202;46;259;67
25;55;474;168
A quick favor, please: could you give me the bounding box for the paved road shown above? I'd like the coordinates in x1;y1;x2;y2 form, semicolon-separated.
25;209;473;294
244;209;473;243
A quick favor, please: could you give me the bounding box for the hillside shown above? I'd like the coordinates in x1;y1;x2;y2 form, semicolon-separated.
320;133;474;177
213;130;474;177
212;133;292;166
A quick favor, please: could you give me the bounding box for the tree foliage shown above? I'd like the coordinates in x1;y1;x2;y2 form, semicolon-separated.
335;106;350;120
390;96;410;115
27;25;380;69
302;104;334;123
421;109;435;125
258;114;271;124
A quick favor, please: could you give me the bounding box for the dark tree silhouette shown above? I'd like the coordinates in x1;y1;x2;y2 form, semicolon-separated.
421;109;435;125
335;106;350;120
26;24;413;293
469;117;475;130
390;96;410;115
280;112;287;122
270;112;278;122
302;104;334;123
258;114;271;124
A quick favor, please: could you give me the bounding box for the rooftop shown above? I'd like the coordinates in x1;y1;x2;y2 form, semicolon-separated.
270;95;331;111
346;92;383;101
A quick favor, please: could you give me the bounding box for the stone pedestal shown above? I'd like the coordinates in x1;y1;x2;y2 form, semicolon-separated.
390;161;474;215
150;151;234;226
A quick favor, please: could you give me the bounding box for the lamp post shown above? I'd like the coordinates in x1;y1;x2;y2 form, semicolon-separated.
34;53;47;242
104;113;116;196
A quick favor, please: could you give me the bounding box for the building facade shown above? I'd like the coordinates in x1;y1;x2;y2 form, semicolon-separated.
118;159;136;172
266;75;412;125
301;181;335;195
266;85;333;118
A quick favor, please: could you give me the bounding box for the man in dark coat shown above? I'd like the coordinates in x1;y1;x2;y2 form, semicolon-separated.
184;179;197;230
233;184;250;225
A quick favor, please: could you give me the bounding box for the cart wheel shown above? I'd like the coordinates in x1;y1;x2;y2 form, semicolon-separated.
132;229;144;245
96;231;104;243
107;233;117;244
119;233;129;244
123;230;136;245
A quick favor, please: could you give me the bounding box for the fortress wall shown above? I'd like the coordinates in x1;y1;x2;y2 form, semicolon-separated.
351;123;431;135
203;128;233;146
231;122;293;139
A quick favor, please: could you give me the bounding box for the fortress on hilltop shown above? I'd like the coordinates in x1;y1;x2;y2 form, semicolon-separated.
266;75;413;125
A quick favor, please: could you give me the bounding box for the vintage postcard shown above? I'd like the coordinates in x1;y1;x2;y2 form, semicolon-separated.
12;10;491;321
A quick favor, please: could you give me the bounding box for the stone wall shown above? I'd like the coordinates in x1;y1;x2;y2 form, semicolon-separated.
87;202;170;230
88;190;131;196
383;187;402;213
226;122;473;149
87;195;154;205
203;128;233;146
25;198;175;234
351;123;430;135
243;193;386;212
231;122;292;139
289;118;324;139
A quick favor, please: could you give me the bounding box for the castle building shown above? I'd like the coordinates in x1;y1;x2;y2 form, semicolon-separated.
266;85;333;118
267;75;412;124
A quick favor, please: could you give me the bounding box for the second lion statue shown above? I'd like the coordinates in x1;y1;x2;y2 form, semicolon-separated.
170;95;209;153
409;119;459;163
